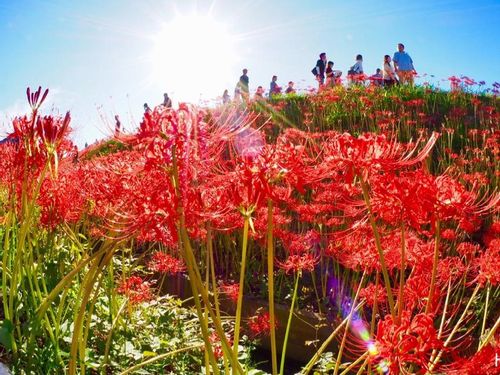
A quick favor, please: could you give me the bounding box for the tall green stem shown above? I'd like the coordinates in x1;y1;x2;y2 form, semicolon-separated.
397;222;406;323
279;271;300;375
232;213;250;373
426;219;440;314
359;178;396;320
266;200;278;375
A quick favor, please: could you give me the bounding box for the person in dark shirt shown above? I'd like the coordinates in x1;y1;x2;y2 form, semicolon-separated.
269;75;281;97
162;93;172;108
285;81;296;94
238;69;249;100
114;115;121;136
315;52;327;85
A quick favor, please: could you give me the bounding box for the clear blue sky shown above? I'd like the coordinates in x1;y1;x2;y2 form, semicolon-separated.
1;0;499;146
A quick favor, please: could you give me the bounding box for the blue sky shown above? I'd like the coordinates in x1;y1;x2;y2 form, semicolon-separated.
1;0;499;146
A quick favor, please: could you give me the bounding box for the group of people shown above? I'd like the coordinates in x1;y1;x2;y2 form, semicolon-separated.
314;43;416;87
221;42;416;104
224;69;297;104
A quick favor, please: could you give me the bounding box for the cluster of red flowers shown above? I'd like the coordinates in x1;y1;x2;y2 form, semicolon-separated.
117;276;153;304
247;311;277;338
147;252;185;274
1;86;498;371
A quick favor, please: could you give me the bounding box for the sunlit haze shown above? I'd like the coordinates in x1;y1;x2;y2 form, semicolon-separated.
150;13;239;104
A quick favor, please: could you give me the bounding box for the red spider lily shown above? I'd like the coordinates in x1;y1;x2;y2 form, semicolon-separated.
220;282;239;302
147;252;185;274
38;162;88;229
445;339;500;375
276;253;319;274
441;229;457;241
36;112;71;149
482;221;500;247
359;283;387;307
371;312;443;374
27;86;49;112
476;239;500;286
456;242;481;258
117;275;153;304
247;310;278;338
319;131;439;183
207;331;233;360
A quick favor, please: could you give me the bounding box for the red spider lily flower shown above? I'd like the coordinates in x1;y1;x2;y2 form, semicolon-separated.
247;311;278;338
36;112;71;149
207;331;233;360
320;131;439;183
441;229;457;241
359;283;387;307
276;253;319;274
371;312;443;374
27;86;49;112
117;275;153;304
482;221;500;247
476;239;500;286
437;257;467;285
221;282;239;302
445;339;500;375
456;242;481;258
147;252;185;274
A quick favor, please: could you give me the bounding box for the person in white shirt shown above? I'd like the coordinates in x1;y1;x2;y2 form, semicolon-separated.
383;55;398;87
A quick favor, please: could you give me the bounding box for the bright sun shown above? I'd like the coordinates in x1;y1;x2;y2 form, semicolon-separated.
150;13;238;105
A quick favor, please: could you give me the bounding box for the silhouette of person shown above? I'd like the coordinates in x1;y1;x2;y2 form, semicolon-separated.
222;89;231;104
269;75;281;97
238;69;249;100
114;115;121;136
144;103;152;113
162;93;172;108
315;52;327;85
285;81;296;94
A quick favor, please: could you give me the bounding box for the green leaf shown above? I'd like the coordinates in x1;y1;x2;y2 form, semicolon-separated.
0;319;14;350
143;351;157;357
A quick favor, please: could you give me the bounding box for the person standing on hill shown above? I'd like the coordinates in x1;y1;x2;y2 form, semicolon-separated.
162;93;172;108
348;54;364;85
393;43;416;85
222;89;231;104
269;75;281;97
285;81;296;94
238;68;250;100
383;55;398;87
314;52;327;86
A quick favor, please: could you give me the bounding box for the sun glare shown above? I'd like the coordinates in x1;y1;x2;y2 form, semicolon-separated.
150;13;238;105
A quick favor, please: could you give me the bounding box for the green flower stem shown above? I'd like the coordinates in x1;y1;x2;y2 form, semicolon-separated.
302;302;364;375
427;284;480;372
397;222;406;321
479;314;500;351
118;343;204;375
426;219;440;314
267;199;278;375
172;146;241;373
279;271;301;375
480;282;490;344
232;213;250;374
359;177;396;320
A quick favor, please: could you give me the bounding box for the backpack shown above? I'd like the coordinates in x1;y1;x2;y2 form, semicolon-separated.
311;67;318;76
